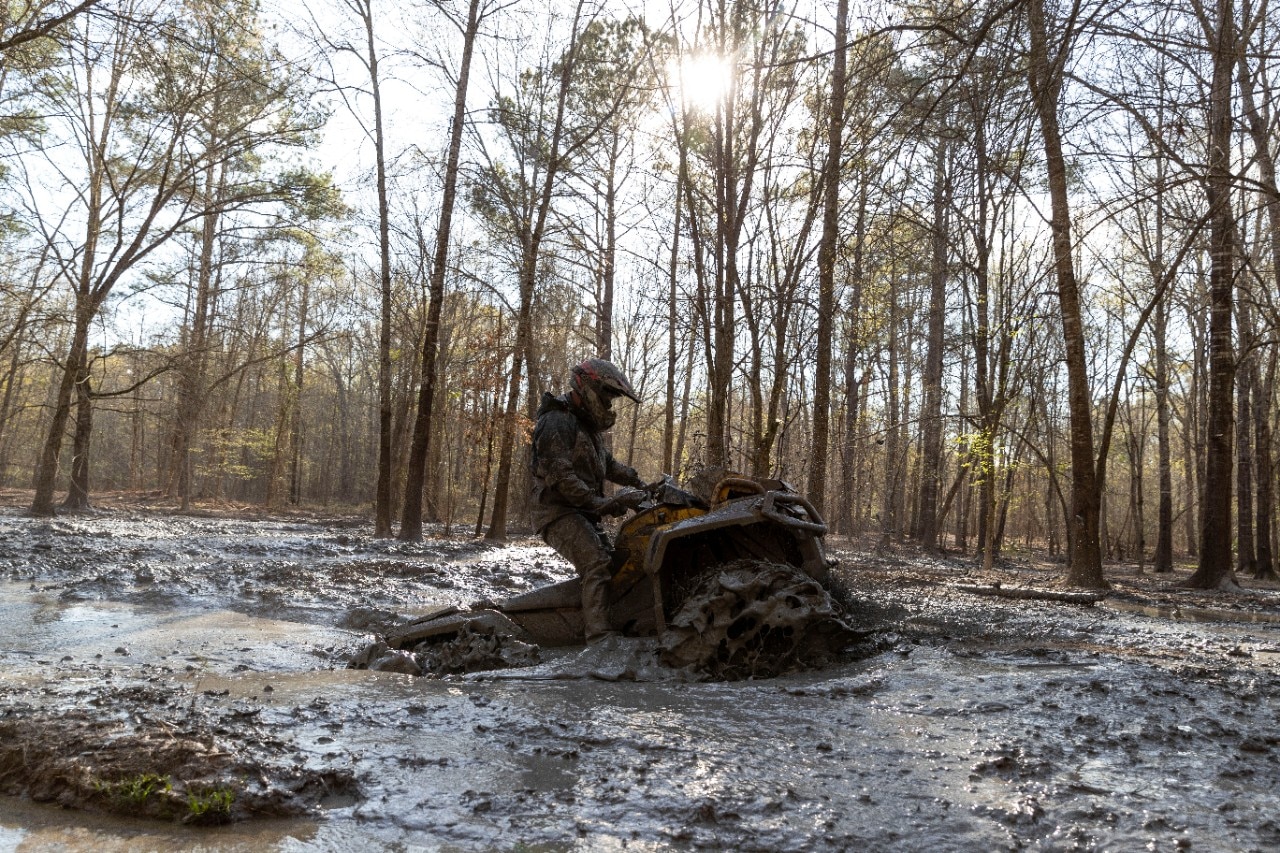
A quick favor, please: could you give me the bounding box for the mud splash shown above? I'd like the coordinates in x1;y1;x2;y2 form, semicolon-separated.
0;509;1278;851
361;622;543;677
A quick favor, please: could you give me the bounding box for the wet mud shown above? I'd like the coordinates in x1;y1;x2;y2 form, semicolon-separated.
0;507;1278;851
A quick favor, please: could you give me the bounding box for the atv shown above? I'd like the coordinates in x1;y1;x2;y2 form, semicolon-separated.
380;473;853;678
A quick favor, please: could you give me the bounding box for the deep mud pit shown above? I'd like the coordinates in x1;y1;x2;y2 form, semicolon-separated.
0;509;1278;851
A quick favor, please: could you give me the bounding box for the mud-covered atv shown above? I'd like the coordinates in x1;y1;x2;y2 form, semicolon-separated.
383;475;853;678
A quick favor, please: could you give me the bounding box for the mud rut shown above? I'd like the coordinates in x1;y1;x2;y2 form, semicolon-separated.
0;508;1278;851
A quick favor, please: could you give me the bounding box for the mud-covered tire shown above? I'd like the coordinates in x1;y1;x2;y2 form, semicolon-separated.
658;559;854;679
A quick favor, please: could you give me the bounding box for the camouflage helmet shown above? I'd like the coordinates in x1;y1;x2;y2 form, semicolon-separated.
570;358;638;430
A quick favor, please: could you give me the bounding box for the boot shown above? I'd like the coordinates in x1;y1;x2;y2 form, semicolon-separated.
580;560;617;643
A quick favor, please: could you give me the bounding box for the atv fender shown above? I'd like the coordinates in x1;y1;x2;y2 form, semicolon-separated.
384;609;532;648
385;579;587;650
646;491;829;580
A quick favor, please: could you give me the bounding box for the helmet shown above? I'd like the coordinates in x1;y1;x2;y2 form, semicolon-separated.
570;358;639;430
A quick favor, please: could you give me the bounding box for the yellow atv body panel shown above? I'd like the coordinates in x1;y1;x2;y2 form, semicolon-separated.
611;503;707;587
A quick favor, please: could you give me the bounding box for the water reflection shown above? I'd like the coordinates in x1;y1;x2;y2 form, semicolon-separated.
1104;599;1280;625
0;794;320;852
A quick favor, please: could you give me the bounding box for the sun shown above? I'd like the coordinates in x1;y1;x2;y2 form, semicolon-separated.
668;52;735;114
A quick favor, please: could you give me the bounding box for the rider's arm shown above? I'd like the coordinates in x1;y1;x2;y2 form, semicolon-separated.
605;454;643;489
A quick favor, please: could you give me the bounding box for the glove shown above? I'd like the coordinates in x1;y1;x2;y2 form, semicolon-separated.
614;487;647;510
593;488;647;518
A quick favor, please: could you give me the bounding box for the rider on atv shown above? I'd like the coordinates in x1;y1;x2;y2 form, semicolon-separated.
530;358;648;643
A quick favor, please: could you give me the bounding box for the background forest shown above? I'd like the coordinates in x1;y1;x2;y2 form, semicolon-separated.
0;0;1273;589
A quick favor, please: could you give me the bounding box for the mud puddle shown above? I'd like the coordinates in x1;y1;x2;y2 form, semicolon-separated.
0;797;320;852
1;510;1279;851
1104;597;1280;625
0;582;353;673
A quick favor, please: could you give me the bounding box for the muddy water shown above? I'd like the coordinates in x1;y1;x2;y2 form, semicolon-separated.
1;511;1279;851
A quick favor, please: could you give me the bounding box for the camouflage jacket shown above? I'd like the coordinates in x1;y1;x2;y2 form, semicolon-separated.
530;392;642;533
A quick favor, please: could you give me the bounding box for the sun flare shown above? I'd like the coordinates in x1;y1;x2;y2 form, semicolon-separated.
669;52;735;114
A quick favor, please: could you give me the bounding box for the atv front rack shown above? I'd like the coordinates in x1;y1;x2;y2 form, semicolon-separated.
759;491;828;535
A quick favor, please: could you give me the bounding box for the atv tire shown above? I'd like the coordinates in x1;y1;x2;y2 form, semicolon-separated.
658;559;854;679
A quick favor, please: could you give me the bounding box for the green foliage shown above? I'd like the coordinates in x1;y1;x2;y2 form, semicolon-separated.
278;168;348;222
0;1;69;163
94;773;173;807
962;428;996;484
186;784;235;822
121;0;332;213
563;15;657;135
198;428;277;482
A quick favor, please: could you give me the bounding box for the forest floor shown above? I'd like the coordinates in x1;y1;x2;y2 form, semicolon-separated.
0;490;1278;851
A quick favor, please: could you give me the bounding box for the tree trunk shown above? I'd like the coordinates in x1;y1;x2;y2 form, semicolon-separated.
1180;386;1200;557
1154;291;1174;572
474;420;495;538
32;84;108;518
170;160;224;511
663;160;684;475
400;0;481;541
1027;0;1105;588
486;2;584;541
879;268;902;548
361;0;394;537
597;154;618;359
837;179;868;536
954;353;970;552
130;369;143;491
1254;352;1277;579
1236;317;1255;575
288;277;310;505
978;440;997;572
916;136;949;550
993;440;1025;561
705;202;737;470
1127;407;1145;570
1146;87;1176;573
673;338;695;478
32;317;90;516
1184;0;1238;589
0;322;29;482
61;357;92;511
811;0;847;516
1236;4;1280;581
265;295;296;509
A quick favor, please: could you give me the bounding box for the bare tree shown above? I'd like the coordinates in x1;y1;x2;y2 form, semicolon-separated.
400;0;490;541
811;0;848;516
472;0;590;541
24;0;323;515
1026;0;1106;587
1183;0;1239;589
302;0;398;534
